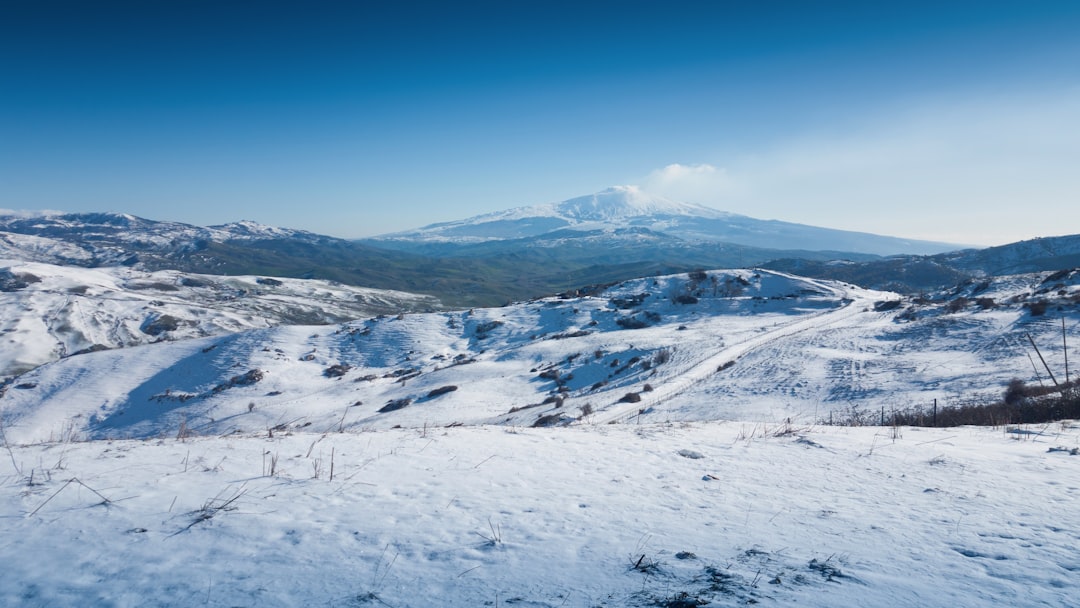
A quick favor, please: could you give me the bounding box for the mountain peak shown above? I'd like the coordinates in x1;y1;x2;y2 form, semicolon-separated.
552;186;724;222
371;187;959;256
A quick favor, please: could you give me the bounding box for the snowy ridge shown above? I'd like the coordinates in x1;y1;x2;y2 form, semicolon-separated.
0;211;338;268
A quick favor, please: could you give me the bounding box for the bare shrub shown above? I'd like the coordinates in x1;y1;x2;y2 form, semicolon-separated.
378;398;412;413
426;385;458;398
652;348;673;366
945;297;969;313
323;364;352;378
688;269;708;283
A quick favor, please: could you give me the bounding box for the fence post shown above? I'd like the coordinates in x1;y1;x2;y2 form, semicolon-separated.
933;399;937;427
880;406;885;426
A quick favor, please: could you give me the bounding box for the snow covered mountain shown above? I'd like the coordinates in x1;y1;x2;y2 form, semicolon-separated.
374;186;961;256
0;211;337;268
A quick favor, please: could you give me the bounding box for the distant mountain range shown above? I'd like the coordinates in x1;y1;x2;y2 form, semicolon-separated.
3;192;1079;306
370;186;961;256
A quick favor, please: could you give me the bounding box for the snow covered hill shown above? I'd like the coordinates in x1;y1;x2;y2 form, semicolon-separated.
374;186;960;256
2;267;1079;607
3;268;1077;445
0;260;439;382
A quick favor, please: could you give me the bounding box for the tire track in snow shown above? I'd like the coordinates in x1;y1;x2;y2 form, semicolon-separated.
585;277;881;425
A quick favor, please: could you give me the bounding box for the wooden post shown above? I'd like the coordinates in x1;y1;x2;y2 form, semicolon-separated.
1064;316;1070;385
933;399;937;427
1028;333;1060;387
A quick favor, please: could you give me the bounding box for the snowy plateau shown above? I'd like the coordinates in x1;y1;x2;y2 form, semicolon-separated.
1;216;1080;606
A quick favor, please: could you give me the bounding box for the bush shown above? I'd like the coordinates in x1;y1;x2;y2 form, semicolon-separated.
620;392;642;403
610;293;649;309
378;398;412;413
652;348;673;366
533;414;565;427
1027;300;1049;316
1003;379;1027;406
0;269;42;292
212;369;264;393
674;294;699;305
945;297;969;313
142;314;180;336
832;383;1080;428
426;385;458;398
873;300;902;312
323;364;352;378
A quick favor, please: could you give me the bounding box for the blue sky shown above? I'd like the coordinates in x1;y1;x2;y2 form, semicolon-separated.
2;1;1078;246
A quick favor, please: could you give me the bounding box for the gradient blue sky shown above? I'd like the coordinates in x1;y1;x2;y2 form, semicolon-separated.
2;1;1078;246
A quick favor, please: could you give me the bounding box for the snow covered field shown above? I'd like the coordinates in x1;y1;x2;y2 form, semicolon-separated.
2;422;1078;607
2;267;1079;606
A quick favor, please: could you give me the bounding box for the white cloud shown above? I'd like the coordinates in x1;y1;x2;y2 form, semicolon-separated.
641;163;738;204
0;208;64;218
641;89;1080;246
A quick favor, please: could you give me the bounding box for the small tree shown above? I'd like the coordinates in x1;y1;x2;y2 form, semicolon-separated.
1004;378;1027;406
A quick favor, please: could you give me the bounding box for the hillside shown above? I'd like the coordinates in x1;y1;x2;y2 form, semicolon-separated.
765;234;1080;294
0;261;439;382
4;268;1077;445
2;266;1079;607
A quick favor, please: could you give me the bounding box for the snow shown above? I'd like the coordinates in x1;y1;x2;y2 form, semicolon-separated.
1;422;1078;606
372;187;959;255
3;267;1077;446
2;265;1079;605
549;186;729;222
0;260;440;381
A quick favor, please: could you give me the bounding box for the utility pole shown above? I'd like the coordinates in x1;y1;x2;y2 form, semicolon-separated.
1063;316;1070;386
1028;333;1059;387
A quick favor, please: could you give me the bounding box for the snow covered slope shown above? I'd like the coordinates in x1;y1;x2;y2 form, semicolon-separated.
2;422;1077;607
375;186;960;256
2;268;1079;607
0;260;439;381
4;268;1077;444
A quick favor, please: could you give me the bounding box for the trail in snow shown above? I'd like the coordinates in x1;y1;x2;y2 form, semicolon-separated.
588;274;873;424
